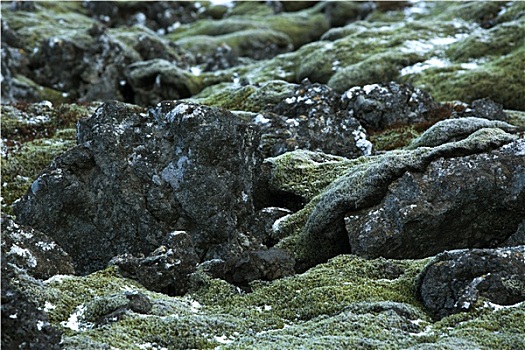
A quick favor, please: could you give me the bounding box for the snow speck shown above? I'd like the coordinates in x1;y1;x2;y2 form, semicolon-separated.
352;127;373;156
190;66;202;76
61;304;87;331
285;96;296;104
44;301;57;312
272;214;291;234
400;57;450;76
253;114;271;125
44;274;74;284
214;335;233;344
35;241;57;251
8;244;37;268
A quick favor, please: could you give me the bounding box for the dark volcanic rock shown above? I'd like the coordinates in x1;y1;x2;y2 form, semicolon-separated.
302;126;522;267
341;82;441;132
344;138;525;259
259;81;367;158
13;101;262;275
1;255;63;350
29;25;139;102
417;246;525;320
1;215;75;280
109;231;199;296
224;247;296;288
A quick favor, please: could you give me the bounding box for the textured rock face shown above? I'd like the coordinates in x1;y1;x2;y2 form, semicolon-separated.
292;126;520;269
13;101;262;275
109;231;199;296
345;138;525;259
1;215;75;279
341;82;440;131
1;255;63;350
417;246;525;320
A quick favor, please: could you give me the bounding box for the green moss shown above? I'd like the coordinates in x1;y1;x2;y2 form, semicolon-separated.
446;20;525;61
369;126;421;151
1;137;75;215
2;3;95;51
175;29;292;59
188;80;297;112
266;150;367;202
1;103;97;214
434;302;525;350
405;45;525;110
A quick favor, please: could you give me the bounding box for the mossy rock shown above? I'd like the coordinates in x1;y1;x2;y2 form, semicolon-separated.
175;29;293;60
1;102;97;214
188;80;296;112
404;45;525;110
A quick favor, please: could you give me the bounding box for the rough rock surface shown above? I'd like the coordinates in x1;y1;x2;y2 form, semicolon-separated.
345;137;525;259
417;246;525;320
3;1;525;349
1;255;63;350
1;215;75;280
298;127;521;267
13;101;262;276
109;231;199;296
341;82;440;131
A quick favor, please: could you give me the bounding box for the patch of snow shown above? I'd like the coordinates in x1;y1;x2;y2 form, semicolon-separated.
35;241;57;251
8;244;37;268
253;114;271;125
36;320;46;331
61;304;87;331
190;66;201;76
44;274;73;284
214;335;233;344
190;299;202;313
352;127;373;156
9;313;17;319
400;57;450;76
272;214;291;234
43;301;57;312
285;96;296;104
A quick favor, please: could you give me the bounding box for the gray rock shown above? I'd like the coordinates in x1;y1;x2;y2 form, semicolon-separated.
1;215;74;280
125;59;203;106
224;247;296;288
109;231;199;296
345;137;525;259
303;128;520;266
263;80;366;158
408;117;517;149
417;246;525;319
341;82;440;132
13;101;262;276
83;290;152;325
503;218;525;246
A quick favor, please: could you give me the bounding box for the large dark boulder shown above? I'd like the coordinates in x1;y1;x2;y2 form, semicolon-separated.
345;137;525;259
303;125;522;266
417;246;525;320
13;101;262;275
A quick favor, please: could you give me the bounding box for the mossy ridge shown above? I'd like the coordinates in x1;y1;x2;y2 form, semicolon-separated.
432;302;525;350
3;3;95;51
266;150;368;202
404;45;525;110
1;137;75;215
